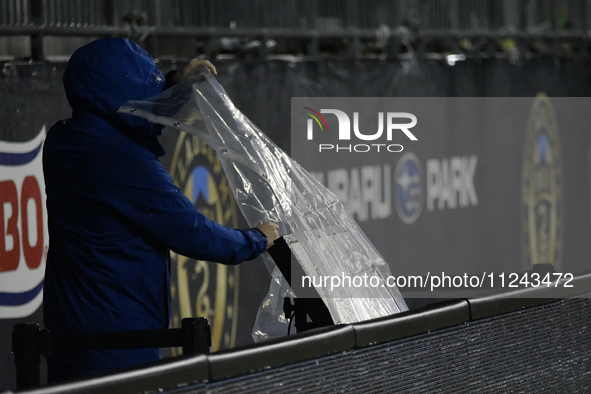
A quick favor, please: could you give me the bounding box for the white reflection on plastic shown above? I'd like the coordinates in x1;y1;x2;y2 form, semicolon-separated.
120;65;408;342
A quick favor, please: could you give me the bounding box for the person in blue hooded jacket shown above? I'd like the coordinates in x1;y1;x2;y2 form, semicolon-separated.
42;37;279;383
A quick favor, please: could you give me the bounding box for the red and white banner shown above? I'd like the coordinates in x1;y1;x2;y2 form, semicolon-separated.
0;127;47;318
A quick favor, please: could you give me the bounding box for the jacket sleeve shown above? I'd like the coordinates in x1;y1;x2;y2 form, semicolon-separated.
113;152;267;265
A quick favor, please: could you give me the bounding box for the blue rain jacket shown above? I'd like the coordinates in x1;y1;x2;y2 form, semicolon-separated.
43;38;267;373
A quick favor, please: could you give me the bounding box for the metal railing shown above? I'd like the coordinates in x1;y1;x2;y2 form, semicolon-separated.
0;0;589;60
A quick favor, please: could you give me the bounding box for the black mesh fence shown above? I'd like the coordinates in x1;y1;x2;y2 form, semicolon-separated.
184;297;591;393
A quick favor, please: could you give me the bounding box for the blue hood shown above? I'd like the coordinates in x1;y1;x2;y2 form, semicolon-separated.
63;38;167;156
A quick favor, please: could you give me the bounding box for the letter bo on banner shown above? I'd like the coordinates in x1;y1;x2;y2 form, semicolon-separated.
1;177;43;271
0;128;47;319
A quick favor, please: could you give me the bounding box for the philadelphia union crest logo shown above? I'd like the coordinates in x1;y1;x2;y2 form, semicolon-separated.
168;133;240;354
521;94;563;271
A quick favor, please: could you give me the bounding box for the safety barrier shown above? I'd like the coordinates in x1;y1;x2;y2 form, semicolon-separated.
12;318;211;392
13;273;591;393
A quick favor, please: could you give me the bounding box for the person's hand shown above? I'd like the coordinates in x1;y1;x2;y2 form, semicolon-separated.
172;59;217;84
257;222;280;250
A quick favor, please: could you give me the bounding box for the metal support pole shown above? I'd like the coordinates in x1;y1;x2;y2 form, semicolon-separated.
350;33;361;58
30;33;44;61
30;0;45;60
259;35;269;60
181;317;211;355
13;323;41;391
450;0;459;31
104;0;115;26
307;36;319;57
147;0;161;57
581;0;587;32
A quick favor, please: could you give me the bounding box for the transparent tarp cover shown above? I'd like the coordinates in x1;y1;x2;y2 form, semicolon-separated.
120;66;408;342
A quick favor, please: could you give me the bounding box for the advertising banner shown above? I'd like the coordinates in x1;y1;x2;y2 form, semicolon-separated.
291;96;591;298
0;128;47;318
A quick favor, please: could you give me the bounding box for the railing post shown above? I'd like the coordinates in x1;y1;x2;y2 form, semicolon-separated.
450;0;460;31
146;0;161;56
105;0;115;26
307;36;319;57
181;317;211;355
13;323;42;391
30;0;45;60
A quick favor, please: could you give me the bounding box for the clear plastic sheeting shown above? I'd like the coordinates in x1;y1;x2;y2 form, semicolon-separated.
120;65;408;341
251;256;296;342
